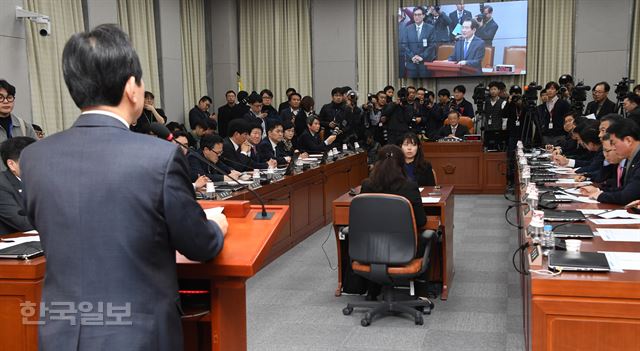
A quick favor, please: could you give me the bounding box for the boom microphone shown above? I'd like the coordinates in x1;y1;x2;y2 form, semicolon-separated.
149;123;174;141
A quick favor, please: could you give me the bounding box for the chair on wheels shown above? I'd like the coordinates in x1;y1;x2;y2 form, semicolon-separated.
342;193;435;326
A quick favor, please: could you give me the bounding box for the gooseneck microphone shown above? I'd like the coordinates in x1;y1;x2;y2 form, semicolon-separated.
148;123;274;220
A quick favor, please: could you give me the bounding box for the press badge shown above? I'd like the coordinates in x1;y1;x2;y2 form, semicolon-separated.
502;118;508;130
423;39;428;47
515;120;520;127
548;121;553;129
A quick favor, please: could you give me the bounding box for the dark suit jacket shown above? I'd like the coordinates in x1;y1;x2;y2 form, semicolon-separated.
131;108;167;134
405;161;436;187
222;137;253;172
217;103;237;137
426;13;452;42
476;18;498;46
298;129;328;154
448;36;485;72
257;138;289;165
401;22;437;62
537;98;571;137
585;98;616;118
189;106;216;130
598;148;640;205
187;150;232;182
627;107;640;127
438;124;469;139
449;9;472;30
0;170;32;235
361;179;426;229
20;113;224;350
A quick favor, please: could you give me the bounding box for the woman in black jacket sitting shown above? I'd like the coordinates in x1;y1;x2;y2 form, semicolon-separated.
400;132;436;186
360;144;428;299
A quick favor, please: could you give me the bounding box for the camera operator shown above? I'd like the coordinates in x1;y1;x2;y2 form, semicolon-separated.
382;87;413;145
419;90;443;139
451;85;475;118
405;86;425;134
624;93;640;126
345;90;365;144
504;85;527;185
319;87;349;143
538;81;571;145
362;91;386;144
426;5;452;43
585;82;615;118
475;5;499;47
558;74;574;100
484;81;507;131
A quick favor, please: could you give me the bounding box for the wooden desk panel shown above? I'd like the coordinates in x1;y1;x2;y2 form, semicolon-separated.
423;142;506;194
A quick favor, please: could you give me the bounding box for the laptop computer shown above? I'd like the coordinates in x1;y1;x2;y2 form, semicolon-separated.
548;251;610;272
0;241;43;260
543;209;587;222
552;223;595;238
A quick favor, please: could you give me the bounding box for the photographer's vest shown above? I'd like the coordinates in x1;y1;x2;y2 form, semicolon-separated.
485;98;506;131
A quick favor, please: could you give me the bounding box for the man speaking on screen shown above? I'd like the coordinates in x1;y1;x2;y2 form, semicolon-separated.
400;6;437;78
441;19;485;75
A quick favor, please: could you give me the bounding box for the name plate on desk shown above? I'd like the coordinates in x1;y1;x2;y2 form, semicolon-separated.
528;244;542;266
463;134;481;142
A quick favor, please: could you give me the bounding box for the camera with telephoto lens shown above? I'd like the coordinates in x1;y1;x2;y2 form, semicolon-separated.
571;82;591;102
523;82;542;107
367;93;374;103
476;4;486;22
615;77;635;100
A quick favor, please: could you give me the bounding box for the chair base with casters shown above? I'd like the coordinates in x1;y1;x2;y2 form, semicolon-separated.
343;229;436;326
343;284;434;326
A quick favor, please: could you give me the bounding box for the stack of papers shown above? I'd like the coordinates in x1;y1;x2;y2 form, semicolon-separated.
597;228;640;242
555;194;598;203
203;207;224;220
589;218;640;225
0;235;40;250
601;252;640;272
421;197;440;204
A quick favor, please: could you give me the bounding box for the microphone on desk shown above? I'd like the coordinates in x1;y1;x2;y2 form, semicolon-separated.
148;123;274;220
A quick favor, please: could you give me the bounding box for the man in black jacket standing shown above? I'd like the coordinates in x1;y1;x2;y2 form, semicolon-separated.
0;136;35;235
476;5;499;46
585;82;616;119
538;81;571;145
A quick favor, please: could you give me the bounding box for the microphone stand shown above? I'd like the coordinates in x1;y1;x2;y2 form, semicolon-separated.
174;140;274;220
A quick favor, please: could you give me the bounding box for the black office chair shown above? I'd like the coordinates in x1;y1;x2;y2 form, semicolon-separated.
342;193;435;326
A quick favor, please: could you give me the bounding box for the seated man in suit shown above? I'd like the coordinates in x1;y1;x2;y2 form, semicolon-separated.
258;121;291;165
400;6;437;78
438;110;469;139
222;118;254;172
298;115;337;154
585;82;616;119
0;136;35;235
581;119;640;204
188;134;241;183
583;134;625;191
443;19;484;74
247;123;277;169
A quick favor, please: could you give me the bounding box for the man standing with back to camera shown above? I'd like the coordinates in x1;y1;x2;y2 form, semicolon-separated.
20;24;227;351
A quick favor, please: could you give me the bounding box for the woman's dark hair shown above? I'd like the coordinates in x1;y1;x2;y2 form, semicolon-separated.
300;96;314;112
62;24;143;108
401;132;431;175
368;145;406;192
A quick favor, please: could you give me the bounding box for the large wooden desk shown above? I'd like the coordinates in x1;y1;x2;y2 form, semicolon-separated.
423;142;507;194
332;185;455;300
517;184;640;350
227;152;368;264
178;201;289;351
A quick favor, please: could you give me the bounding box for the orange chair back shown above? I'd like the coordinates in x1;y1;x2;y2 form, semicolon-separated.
436;44;454;61
443;116;475;134
483;46;494;68
503;46;527;70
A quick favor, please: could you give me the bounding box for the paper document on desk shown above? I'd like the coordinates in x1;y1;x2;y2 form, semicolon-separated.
597;228;640;242
0;235;40;250
555;194;598;203
419;187;424;192
596;209;640;219
589;218;640;225
203;207;224;220
584;113;597;120
563;188;583;195
549;168;575;175
601;252;640;272
421;197;440;203
578;209;604;215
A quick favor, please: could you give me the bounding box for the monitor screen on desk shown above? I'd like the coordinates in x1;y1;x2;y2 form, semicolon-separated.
397;1;528;78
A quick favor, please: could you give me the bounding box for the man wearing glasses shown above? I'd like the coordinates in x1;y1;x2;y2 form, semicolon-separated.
0;80;38;170
401;6;437;78
585;82;616;119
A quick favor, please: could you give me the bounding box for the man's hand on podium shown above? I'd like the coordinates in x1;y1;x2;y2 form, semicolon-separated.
209;213;229;236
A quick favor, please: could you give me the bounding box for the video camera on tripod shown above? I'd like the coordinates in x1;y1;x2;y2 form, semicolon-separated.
523;82;542;108
615;77;635;101
569;82;590;115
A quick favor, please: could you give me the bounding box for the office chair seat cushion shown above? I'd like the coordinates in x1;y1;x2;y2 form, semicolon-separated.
352;258;423;275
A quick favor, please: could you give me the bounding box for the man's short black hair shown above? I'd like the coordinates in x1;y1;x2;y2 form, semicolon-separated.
579;127;601;145
383;85;394;93
545;81;560;91
625;92;640;105
594;81;610;93
285;87;297;95
464;19;480;30
484;5;493;13
413;6;425;15
247;92;262;104
606;118;640;141
172;130;188;139
0;80;16;96
260;89;273;98
416;87;426;92
331;87;342;96
600;113;624;126
307;115;319;126
426;90;435;99
267;120;283;132
225;90;236;96
166;121;183;131
438;89;450;97
341;86;352;95
200;134;224;151
227;119;250;136
199;96;212;104
288;92;302;101
62;24;142;109
282;120;294;131
144;91;154;99
488;81;501;89
193;120;209;130
453;85;466;94
32;124;43;132
0;136;36;167
249;122;263;132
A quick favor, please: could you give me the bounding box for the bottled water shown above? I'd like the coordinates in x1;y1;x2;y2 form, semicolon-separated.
541;224;555;256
